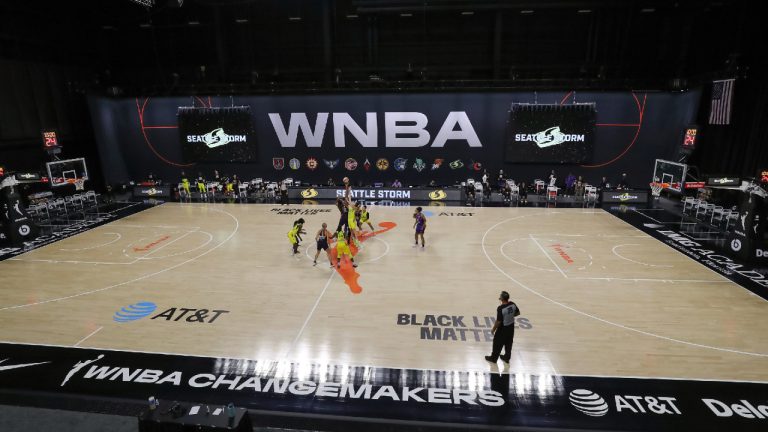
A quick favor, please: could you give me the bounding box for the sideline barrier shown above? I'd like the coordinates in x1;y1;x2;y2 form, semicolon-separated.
288;186;464;201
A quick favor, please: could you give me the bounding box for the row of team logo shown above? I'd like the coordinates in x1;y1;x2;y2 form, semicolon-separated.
273;157;483;172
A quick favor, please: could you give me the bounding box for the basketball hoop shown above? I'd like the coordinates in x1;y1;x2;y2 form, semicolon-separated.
74;178;85;191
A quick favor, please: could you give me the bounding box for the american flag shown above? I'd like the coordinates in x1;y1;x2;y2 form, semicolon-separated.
709;78;735;125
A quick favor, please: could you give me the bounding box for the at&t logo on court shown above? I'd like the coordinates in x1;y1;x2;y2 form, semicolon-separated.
113;302;229;324
568;389;681;417
113;302;157;322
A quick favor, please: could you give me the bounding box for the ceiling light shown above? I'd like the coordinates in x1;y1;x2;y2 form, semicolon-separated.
188;20;200;25
235;18;248;23
346;14;358;19
461;11;474;16
400;13;413;17
641;8;655;13
288;16;302;21
577;9;592;14
520;10;534;14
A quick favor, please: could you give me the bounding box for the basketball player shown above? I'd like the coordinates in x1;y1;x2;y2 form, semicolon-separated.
196;172;206;195
347;201;361;247
413;207;427;247
223;175;234;196
288;218;306;255
180;172;191;198
335;197;349;232
343;177;352;204
485;291;520;363
293;218;305;243
335;229;357;268
313;223;333;267
359;205;374;231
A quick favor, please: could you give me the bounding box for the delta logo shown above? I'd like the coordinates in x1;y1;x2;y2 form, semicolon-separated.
301;188;319;199
429;190;447;200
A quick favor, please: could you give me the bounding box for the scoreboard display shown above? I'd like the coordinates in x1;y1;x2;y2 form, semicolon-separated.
682;127;697;149
42;130;60;150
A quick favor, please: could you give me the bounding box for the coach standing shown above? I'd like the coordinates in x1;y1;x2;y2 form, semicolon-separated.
485;291;520;363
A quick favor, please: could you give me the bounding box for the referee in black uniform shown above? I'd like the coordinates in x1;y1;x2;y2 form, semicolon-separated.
485;291;520;363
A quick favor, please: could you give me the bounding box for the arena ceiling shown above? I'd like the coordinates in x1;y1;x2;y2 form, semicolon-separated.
0;0;758;93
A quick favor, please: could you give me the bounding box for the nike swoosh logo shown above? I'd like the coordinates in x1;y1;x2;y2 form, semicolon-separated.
0;358;51;372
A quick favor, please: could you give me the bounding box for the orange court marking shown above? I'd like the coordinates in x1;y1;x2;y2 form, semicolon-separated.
133;235;171;252
550;243;574;264
331;221;397;294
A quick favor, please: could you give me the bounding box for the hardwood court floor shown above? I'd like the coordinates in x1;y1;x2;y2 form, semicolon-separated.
1;203;766;382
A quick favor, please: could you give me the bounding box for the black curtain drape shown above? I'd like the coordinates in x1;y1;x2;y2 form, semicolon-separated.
690;76;768;178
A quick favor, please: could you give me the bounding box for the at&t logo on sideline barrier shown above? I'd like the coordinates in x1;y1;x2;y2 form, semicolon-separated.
569;388;682;417
569;389;609;416
113;302;229;324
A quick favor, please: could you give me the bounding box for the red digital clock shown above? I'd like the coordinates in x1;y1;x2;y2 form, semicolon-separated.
42;130;60;149
682;128;697;149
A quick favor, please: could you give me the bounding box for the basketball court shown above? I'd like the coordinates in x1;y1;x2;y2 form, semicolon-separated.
0;203;768;427
2;203;766;380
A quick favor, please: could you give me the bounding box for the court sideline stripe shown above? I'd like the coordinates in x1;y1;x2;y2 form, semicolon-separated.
74;327;103;347
0;205;239;312
482;213;768;358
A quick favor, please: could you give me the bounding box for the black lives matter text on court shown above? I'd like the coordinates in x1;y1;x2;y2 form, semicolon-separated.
397;313;532;342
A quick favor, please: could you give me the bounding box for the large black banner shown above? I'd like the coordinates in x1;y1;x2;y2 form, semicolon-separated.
178;107;257;163
89;91;699;187
506;104;597;163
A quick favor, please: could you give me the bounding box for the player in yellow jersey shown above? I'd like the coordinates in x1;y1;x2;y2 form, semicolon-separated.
359;205;374;231
180;172;191;200
347;201;361;247
196;173;206;195
335;229;357;268
288;218;306;255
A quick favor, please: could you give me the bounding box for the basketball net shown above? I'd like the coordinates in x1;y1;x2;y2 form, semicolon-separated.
650;182;667;197
74;178;85;191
